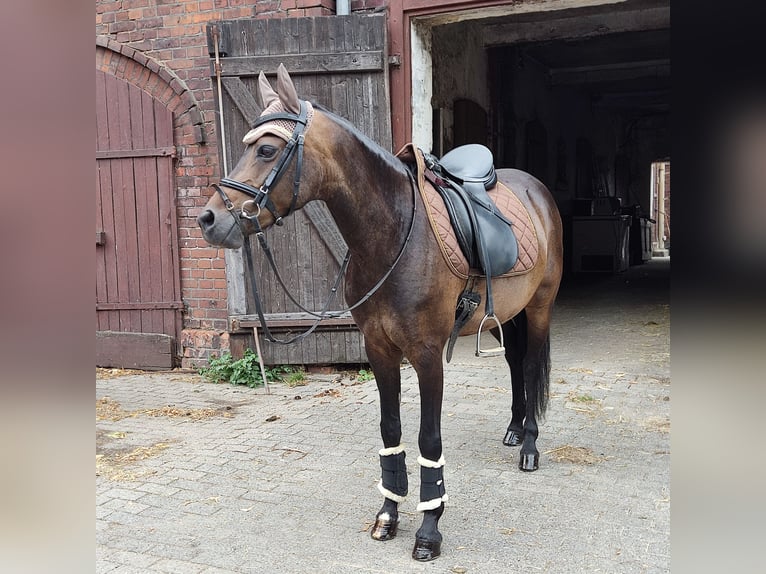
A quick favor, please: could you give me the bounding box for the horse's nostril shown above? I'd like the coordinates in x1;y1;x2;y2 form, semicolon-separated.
197;209;215;229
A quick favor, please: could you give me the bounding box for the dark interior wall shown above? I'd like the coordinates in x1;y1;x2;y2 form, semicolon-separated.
430;25;669;220
487;44;630;217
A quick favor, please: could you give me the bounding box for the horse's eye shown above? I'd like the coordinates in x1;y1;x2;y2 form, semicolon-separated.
257;144;278;159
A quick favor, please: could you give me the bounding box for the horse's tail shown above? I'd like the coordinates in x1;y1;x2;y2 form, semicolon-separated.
534;333;551;419
514;309;551;419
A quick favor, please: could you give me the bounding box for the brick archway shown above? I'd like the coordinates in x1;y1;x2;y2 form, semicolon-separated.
96;37;230;368
96;36;205;144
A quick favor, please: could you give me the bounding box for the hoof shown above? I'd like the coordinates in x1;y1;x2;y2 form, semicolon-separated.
503;429;523;446
412;537;441;561
370;514;398;541
519;452;539;471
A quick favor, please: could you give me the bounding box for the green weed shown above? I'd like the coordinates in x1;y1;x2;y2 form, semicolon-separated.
356;368;375;382
199;349;293;388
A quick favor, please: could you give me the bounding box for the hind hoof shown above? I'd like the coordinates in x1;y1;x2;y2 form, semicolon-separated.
370;515;398;541
503;429;523;446
519;452;539;471
412;537;441;561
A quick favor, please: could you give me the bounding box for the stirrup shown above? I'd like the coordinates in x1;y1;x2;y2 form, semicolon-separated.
476;314;505;357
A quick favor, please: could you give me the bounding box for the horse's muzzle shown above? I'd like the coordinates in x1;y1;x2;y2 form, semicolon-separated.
197;208;244;248
197;208;215;232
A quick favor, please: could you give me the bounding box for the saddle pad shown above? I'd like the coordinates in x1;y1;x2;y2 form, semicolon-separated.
396;144;539;279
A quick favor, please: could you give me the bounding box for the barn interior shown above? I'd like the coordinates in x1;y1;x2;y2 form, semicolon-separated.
414;0;670;276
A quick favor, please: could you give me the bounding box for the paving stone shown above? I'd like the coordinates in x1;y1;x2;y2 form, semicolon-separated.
97;260;670;573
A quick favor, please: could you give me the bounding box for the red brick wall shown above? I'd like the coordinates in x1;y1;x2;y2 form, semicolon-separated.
96;0;343;368
351;0;388;9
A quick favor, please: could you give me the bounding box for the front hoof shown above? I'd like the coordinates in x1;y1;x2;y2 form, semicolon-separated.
370;514;398;541
412;537;441;561
503;429;523;446
519;452;539;471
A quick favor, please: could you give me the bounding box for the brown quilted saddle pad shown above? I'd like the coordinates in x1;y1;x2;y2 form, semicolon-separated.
396;144;539;279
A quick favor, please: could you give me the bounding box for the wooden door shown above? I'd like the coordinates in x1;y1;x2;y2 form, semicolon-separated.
207;13;390;364
96;70;182;369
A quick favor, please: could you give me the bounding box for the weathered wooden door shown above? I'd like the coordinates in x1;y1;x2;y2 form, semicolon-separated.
96;69;182;369
207;13;390;364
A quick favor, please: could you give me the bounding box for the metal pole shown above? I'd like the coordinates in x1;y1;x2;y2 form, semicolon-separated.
212;26;228;177
337;0;350;16
252;327;271;394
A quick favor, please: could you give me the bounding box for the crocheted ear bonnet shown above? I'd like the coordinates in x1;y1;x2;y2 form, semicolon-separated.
242;99;314;145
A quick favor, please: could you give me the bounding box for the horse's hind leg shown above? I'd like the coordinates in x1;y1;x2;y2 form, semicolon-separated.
499;311;528;447
517;304;553;471
367;344;407;541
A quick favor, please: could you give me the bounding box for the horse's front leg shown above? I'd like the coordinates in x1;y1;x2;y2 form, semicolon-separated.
411;346;447;561
367;345;407;541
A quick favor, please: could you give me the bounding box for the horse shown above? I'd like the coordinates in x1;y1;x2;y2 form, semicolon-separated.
197;65;563;561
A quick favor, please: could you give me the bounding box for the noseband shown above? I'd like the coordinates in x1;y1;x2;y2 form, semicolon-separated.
212;100;310;229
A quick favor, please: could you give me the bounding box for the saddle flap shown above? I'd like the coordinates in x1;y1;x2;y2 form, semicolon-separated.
438;182;518;277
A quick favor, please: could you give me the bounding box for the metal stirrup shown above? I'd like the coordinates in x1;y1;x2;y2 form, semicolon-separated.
476;313;505;357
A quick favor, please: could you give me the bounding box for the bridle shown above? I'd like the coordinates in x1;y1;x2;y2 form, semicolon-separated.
210;101;417;344
212;100;310;230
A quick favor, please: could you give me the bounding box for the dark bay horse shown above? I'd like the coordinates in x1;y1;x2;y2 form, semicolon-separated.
198;65;563;561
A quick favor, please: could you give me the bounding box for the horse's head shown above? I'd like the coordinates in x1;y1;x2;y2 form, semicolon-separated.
198;64;320;248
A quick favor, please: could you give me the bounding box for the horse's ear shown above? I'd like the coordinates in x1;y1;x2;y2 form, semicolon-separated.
276;63;301;114
258;71;279;109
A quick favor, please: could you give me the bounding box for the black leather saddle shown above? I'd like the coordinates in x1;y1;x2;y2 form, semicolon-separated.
424;144;518;277
422;144;519;359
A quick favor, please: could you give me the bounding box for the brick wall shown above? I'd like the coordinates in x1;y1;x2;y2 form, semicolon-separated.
96;0;353;368
351;0;388;10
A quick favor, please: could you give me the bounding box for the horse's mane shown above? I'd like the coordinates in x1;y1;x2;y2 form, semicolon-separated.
311;102;410;178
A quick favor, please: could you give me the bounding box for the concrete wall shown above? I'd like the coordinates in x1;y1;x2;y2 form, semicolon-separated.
430;20;489;153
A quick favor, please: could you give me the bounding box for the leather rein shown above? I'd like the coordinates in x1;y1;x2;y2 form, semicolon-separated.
211;102;417;344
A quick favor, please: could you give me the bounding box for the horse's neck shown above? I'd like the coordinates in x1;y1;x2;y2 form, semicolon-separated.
321;143;412;256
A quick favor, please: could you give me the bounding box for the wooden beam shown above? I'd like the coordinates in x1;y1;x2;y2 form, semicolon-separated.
230;312;357;332
483;6;670;46
303;202;348;267
549;59;670;85
210;52;385;78
221;77;262;127
96;331;175;370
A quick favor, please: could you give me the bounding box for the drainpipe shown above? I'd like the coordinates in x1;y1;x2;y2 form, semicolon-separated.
337;0;350;15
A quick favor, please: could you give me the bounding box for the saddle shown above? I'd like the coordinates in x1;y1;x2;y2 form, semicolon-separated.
395;143;539;360
423;144;519;278
424;145;518;358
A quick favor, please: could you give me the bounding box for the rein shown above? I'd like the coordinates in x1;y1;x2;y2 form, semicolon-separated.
212;103;418;345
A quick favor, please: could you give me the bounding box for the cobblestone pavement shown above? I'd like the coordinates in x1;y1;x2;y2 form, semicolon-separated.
96;259;670;574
